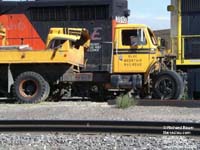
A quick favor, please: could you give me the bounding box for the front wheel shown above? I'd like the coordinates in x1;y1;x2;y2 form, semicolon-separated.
152;70;184;100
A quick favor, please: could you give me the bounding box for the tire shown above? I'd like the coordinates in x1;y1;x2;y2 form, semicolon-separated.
13;71;50;103
153;70;184;100
41;81;50;101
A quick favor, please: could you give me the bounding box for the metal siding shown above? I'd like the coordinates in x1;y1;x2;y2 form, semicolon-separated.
184;38;200;59
182;0;200;13
188;69;200;98
181;0;200;59
182;0;200;35
112;0;128;18
182;15;200;35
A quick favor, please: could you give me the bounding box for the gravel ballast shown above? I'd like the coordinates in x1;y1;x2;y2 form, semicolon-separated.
0;133;199;150
0;101;199;122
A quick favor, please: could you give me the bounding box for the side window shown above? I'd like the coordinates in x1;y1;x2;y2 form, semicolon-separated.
148;28;157;45
122;29;146;46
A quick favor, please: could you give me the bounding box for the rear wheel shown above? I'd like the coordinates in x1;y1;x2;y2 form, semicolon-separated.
13;71;50;103
41;81;50;101
153;70;184;100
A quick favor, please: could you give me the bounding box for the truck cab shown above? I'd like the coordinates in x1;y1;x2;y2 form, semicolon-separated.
110;24;184;100
113;24;160;73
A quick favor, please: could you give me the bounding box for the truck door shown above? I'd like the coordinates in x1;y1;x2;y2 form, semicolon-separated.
113;27;156;73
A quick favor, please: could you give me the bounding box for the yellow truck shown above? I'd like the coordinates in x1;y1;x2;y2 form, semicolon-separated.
0;24;184;103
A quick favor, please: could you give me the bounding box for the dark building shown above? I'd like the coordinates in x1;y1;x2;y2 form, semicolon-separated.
154;29;171;50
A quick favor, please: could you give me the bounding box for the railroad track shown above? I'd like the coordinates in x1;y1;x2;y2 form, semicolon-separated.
0;120;199;136
108;99;200;108
136;100;200;107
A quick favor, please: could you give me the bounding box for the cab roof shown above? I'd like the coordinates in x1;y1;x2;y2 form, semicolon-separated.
116;24;148;29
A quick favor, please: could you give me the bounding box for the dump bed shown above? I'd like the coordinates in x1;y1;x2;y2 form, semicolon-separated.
0;27;90;66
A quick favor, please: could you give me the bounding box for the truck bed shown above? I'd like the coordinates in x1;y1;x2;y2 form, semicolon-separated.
0;46;84;66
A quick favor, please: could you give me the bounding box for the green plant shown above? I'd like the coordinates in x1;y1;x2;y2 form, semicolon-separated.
182;84;188;100
116;94;137;109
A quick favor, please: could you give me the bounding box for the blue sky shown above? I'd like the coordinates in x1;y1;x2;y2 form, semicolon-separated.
128;0;171;30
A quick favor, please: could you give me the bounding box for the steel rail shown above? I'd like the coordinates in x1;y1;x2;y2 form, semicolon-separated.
0;120;199;136
136;100;200;108
108;99;200;108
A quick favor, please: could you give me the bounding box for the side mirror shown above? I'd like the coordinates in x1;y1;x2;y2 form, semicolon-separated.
161;39;166;47
157;37;166;53
157;37;165;47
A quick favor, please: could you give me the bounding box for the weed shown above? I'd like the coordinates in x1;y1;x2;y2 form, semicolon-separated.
116;94;137;109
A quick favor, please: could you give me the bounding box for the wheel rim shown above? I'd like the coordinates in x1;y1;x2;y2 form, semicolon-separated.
19;79;39;98
155;76;176;99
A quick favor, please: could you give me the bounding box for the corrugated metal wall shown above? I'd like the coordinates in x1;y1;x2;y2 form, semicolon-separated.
181;0;200;59
182;0;200;35
182;0;200;13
